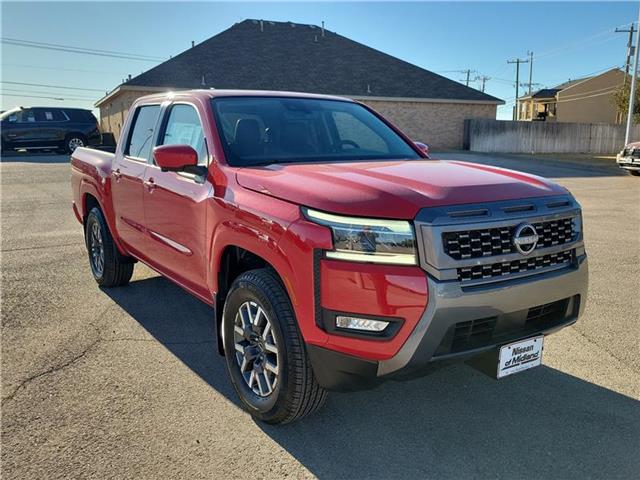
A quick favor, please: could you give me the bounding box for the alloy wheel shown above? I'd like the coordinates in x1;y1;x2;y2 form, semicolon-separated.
233;301;279;397
68;137;84;152
89;220;105;276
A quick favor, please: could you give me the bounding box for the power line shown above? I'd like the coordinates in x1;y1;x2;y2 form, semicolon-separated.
559;83;621;99
533;21;632;61
2;62;124;75
1;81;106;92
542;64;623;89
526;88;619;105
1;37;164;62
1;88;97;101
1;93;95;102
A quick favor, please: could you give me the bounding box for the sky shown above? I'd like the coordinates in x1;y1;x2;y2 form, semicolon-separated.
1;1;638;120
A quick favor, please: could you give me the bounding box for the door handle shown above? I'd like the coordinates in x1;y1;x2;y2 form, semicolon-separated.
144;178;156;191
113;169;122;180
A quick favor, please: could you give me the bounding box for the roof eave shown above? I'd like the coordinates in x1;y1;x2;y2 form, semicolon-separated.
94;84;187;107
348;94;504;105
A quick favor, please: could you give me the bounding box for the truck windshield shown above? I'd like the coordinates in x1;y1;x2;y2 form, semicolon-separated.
212;97;421;166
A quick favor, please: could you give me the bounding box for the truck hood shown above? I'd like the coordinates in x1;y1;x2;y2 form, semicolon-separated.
235;159;567;219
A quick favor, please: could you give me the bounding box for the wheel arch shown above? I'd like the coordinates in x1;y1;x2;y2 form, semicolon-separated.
65;131;87;142
80;187;129;257
214;244;291;356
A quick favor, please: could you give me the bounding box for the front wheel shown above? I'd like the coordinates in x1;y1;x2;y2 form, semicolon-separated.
85;207;134;287
222;269;327;424
628;169;640;177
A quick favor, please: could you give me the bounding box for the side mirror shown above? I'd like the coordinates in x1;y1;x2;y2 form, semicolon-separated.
414;142;430;158
153;144;199;172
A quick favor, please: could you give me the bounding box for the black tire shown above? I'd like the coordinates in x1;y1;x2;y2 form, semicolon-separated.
222;268;327;424
85;207;134;287
628;169;640;176
65;134;86;153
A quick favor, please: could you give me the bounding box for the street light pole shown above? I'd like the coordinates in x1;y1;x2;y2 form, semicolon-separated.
625;8;640;145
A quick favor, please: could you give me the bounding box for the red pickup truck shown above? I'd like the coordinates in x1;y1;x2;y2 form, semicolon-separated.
71;90;588;423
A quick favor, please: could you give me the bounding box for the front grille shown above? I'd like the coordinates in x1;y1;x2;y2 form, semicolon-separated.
453;316;497;345
442;217;576;260
440;297;572;355
457;249;574;282
624;147;640;158
526;298;570;326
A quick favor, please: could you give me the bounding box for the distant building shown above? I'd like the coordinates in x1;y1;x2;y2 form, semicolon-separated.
95;19;503;148
518;68;626;124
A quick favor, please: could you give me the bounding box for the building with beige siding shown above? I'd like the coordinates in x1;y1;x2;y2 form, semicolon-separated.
518;68;626;124
95;20;503;148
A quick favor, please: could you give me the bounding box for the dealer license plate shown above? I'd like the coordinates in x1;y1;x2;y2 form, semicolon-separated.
497;336;543;379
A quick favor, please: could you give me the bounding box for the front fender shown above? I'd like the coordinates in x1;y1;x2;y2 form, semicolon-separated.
207;190;332;346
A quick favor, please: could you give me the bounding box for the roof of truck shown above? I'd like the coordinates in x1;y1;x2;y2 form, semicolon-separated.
135;89;355;104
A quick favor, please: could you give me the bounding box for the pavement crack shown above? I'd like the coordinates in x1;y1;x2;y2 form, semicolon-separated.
1;242;82;253
105;337;215;346
569;324;626;365
1;337;101;406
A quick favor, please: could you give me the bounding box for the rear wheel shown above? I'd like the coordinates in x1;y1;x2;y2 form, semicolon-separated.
66;134;85;153
85;207;133;287
222;269;327;424
628;169;640;176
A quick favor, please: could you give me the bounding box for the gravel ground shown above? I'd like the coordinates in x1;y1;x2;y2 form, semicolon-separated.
1;151;639;479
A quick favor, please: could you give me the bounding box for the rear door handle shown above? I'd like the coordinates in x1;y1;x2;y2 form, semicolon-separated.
144;178;156;191
113;169;122;180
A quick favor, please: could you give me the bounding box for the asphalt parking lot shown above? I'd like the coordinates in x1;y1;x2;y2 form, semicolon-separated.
1;151;639;479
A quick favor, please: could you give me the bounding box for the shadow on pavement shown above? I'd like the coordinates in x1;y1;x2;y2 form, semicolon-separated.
0;152;71;164
435;151;628;178
105;275;640;479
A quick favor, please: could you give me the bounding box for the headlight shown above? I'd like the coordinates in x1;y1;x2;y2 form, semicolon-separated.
303;208;417;265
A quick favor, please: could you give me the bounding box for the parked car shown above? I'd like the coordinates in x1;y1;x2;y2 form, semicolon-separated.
70;90;588;424
1;106;101;153
616;142;640;176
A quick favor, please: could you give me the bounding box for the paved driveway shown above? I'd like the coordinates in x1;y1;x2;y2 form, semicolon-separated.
1;151;639;479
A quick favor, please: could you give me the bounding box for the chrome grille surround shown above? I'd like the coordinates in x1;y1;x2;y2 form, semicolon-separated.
415;195;585;286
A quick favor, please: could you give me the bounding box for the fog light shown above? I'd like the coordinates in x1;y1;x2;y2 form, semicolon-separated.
335;316;389;332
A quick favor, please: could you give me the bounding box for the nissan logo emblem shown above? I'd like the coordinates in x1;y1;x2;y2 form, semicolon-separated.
513;223;539;255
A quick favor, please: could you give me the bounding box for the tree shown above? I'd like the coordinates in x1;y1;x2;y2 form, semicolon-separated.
613;81;640;124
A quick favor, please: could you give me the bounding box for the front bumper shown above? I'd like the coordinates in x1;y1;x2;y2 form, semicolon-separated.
308;253;588;391
617;155;640;170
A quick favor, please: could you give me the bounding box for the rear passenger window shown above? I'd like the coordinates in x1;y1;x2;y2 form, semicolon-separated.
32;109;66;122
160;104;207;165
126;105;160;161
47;110;67;121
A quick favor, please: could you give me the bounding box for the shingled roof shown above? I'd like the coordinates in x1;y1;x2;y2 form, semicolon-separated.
110;19;502;104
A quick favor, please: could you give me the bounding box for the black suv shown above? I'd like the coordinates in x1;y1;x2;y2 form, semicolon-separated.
1;106;101;153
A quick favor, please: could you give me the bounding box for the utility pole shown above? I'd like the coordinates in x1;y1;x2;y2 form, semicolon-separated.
460;69;475;86
616;22;636;84
527;51;534;94
624;10;640;145
508;57;529;120
478;75;491;92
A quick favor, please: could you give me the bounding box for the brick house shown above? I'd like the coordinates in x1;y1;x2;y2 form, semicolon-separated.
95;19;503;148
